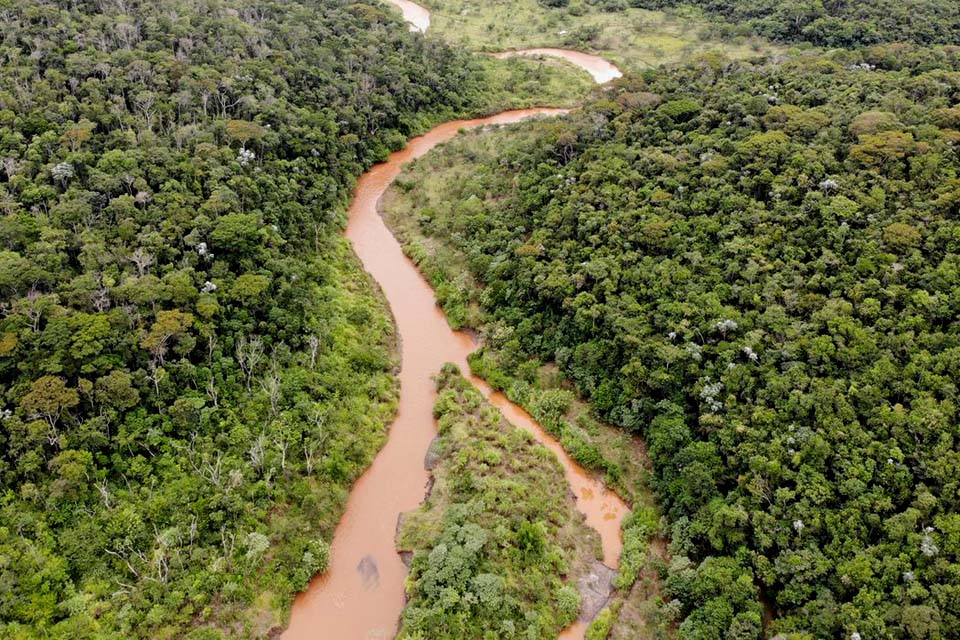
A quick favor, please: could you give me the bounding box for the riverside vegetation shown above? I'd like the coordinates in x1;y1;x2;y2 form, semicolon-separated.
7;0;960;638
0;0;596;637
383;44;960;639
396;364;601;639
415;0;782;73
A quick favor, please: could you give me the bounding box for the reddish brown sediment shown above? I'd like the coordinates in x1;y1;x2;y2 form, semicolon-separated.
282;110;629;640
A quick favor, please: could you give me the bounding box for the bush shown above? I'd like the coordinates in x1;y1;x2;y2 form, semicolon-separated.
585;606;615;640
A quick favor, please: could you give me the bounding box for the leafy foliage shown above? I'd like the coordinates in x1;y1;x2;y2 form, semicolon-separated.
0;0;506;636
384;45;960;638
633;0;960;47
397;364;596;639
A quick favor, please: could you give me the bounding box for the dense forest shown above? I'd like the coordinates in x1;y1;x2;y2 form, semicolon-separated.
0;0;510;637
384;44;960;638
8;0;960;637
629;0;960;47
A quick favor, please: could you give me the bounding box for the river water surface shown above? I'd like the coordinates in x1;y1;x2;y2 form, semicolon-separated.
492;48;622;84
282;110;629;639
384;0;430;32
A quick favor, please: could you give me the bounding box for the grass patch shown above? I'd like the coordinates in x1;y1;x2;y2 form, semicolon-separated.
420;0;784;72
475;54;596;112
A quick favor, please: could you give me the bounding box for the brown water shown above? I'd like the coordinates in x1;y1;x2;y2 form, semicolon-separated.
383;0;430;32
282;110;629;639
492;49;623;84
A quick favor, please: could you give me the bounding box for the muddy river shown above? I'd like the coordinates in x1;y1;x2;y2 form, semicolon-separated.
284;2;629;638
492;48;622;84
283;110;629;639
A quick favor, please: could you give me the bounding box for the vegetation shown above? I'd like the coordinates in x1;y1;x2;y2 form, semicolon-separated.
382;44;960;638
586;604;618;640
396;363;598;639
420;0;782;73
474;54;596;110
387;155;656;498
7;0;960;637
0;0;578;636
635;0;960;48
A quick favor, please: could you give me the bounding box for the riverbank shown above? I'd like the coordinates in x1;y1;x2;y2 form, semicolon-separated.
392;0;781;72
282;109;628;640
282;3;644;639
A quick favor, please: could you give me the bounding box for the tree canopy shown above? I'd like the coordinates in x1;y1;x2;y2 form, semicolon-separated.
384;44;960;638
397;364;595;639
0;0;495;636
631;0;960;47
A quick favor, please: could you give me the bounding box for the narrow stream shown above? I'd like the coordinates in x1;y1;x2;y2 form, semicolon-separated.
492;49;622;84
283;2;630;638
384;0;430;32
282;110;629;639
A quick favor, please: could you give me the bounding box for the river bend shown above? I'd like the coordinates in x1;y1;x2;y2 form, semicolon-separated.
284;2;629;638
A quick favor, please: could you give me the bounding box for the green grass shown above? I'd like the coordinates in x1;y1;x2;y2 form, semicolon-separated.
420;0;784;72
